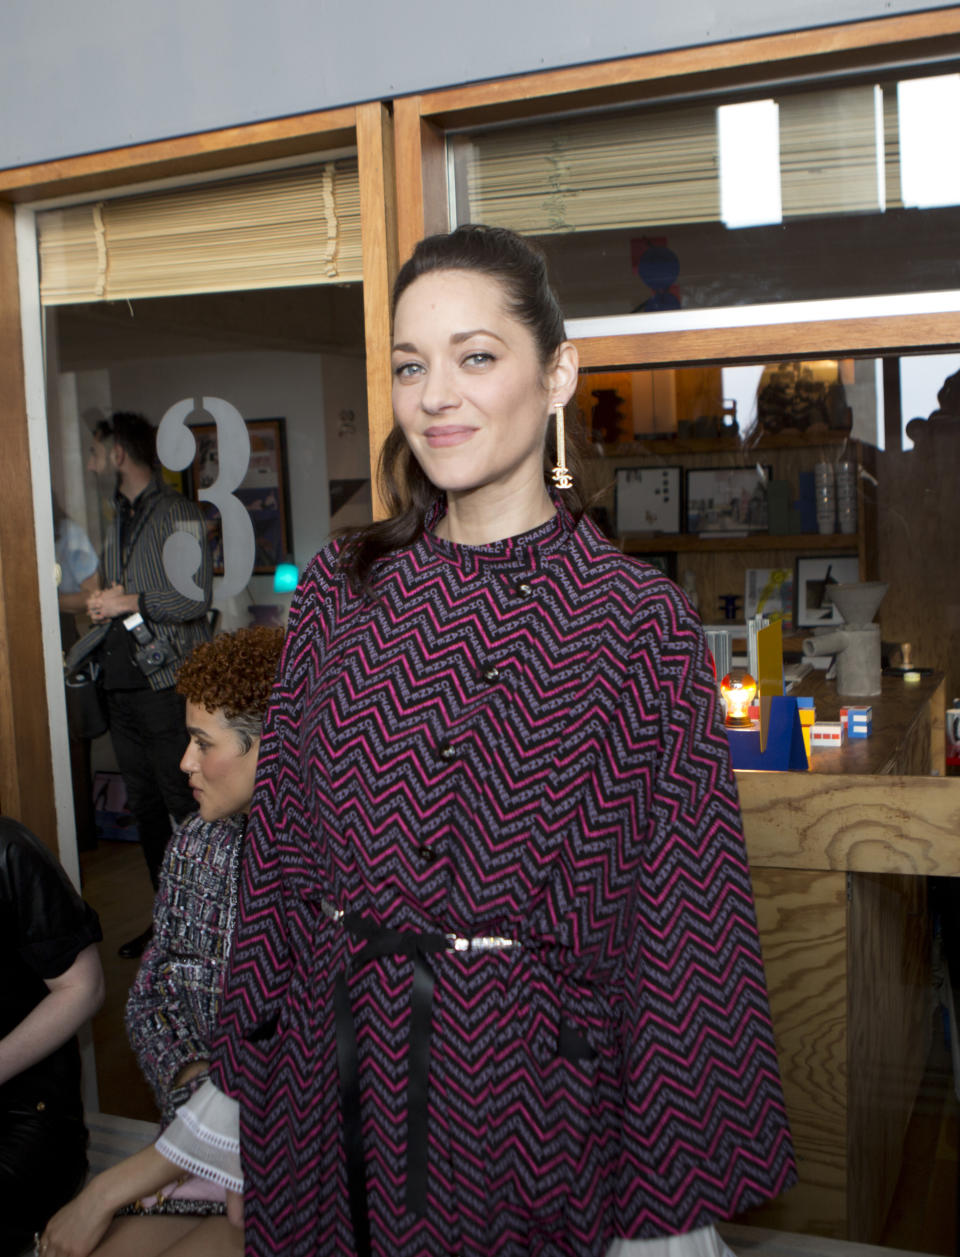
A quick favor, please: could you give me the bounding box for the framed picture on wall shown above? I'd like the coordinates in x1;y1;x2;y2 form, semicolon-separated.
615;466;682;535
685;465;771;534
793;555;860;628
189;417;292;575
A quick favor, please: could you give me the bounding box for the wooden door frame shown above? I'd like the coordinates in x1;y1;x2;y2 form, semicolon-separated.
0;203;55;844
0;103;394;855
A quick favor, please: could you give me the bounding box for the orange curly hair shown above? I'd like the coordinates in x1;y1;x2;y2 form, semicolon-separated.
177;626;284;737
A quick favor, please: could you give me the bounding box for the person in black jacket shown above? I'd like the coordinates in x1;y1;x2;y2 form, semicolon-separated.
76;411;213;958
0;816;104;1253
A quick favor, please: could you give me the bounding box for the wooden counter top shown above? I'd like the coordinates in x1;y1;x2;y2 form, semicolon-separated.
734;671;957;878
791;672;944;776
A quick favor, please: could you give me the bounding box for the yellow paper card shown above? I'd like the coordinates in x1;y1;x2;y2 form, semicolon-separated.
756;620;784;753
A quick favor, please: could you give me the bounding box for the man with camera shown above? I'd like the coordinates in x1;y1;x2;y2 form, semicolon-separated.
81;412;213;958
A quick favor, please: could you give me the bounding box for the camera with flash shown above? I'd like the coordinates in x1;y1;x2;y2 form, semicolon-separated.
123;611;176;677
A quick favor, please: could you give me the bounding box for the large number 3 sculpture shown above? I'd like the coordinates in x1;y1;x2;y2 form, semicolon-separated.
156;397;256;599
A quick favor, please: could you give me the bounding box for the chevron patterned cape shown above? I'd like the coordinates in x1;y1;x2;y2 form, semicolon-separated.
211;503;796;1256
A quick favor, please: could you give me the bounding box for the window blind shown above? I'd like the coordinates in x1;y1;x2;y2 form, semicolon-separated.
459;83;893;235
37;159;361;305
779;86;881;217
461;106;719;234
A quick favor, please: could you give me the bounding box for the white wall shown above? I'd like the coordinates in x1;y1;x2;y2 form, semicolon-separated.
2;0;953;171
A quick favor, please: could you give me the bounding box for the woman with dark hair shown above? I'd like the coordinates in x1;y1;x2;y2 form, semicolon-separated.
0;818;103;1256
161;225;796;1256
41;626;284;1257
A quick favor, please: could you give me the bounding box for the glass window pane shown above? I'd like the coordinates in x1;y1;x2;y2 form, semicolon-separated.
576;350;957;686
453;70;960;317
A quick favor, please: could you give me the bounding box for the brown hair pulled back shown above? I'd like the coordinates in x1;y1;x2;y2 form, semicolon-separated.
338;224;585;593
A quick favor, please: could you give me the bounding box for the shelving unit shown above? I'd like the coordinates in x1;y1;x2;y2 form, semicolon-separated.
593;429;854;457
620;532;859;555
584;428;877;626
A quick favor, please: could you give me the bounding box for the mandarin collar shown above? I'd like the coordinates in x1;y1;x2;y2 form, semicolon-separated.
419;495;576;573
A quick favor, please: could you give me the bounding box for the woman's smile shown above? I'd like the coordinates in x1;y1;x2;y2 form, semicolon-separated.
423;424;477;448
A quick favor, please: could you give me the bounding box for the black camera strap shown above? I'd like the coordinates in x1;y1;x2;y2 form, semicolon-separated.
114;488;165;587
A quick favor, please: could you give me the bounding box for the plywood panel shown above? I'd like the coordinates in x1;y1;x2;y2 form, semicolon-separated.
415;12;960;129
0;204;57;846
394;97;447;266
575;313;960;373
741;867;849;1237
738;773;960;877
847;873;931;1242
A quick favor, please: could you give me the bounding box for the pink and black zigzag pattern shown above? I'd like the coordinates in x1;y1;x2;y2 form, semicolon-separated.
211;505;796;1256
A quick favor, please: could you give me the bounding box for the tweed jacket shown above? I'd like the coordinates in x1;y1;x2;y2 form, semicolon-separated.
126;812;243;1124
212;504;796;1257
68;478;213;690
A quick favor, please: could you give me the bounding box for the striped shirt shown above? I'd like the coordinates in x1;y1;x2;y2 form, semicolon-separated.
68;478;213;690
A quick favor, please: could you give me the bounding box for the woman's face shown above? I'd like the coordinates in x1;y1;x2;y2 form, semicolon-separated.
391;269;575;499
180;702;259;822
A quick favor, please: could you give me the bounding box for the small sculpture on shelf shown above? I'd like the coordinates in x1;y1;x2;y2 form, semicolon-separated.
718;593;742;621
720;398;739;439
802;582;887;697
590;388;627;444
755;361;852;436
840;705;873;738
904;365;960;445
810;721;846;748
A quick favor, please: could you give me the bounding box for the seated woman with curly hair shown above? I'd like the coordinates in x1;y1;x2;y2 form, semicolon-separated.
41;625;284;1257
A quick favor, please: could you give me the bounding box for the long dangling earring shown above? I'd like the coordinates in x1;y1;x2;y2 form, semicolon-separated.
551;401;573;490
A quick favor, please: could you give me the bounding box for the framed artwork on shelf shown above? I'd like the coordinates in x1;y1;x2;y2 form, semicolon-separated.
685;465;771;534
615;466;682;535
189;417;292;575
793;555;860;628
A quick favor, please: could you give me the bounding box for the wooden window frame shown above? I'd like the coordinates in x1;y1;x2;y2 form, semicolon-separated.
393;8;960;259
389;9;960;880
393;8;960;363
